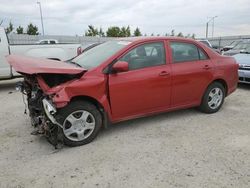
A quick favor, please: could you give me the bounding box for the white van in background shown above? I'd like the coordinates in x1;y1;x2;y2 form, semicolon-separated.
0;27;82;80
36;39;59;44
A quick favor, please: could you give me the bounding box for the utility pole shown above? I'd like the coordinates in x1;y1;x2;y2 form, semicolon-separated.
37;2;44;35
205;16;218;39
205;22;209;39
212;16;218;38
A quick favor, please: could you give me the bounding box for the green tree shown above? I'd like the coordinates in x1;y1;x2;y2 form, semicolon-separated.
119;26;127;37
134;27;142;36
177;32;184;37
98;27;105;37
5;22;13;34
120;26;131;37
106;26;121;37
16;26;24;34
26;23;39;35
125;26;131;37
191;33;196;39
85;25;99;36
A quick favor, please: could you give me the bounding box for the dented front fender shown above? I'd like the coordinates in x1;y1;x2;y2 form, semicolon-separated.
37;73;112;119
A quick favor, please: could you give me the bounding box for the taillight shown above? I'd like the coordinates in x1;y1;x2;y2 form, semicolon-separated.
77;47;82;56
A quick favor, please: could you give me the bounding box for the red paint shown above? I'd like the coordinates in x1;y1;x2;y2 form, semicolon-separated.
7;37;238;123
112;61;129;72
6;55;85;74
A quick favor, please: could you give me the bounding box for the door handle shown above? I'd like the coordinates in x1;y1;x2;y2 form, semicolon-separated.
159;71;170;76
203;65;211;70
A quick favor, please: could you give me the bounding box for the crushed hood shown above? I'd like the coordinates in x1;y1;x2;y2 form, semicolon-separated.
6;55;86;75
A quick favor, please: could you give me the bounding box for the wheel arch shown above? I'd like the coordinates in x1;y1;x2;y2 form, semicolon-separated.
200;78;229;105
70;95;111;128
211;78;228;96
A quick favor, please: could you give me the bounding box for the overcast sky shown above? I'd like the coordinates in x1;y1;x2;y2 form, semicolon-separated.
0;0;249;37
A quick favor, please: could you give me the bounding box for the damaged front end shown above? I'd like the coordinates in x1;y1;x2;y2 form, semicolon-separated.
17;73;83;148
6;55;87;148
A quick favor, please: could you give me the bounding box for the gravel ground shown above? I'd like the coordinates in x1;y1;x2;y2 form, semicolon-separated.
0;78;249;188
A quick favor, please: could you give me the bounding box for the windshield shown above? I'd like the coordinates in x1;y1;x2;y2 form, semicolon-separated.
233;42;250;50
245;46;250;53
72;41;131;69
229;41;240;46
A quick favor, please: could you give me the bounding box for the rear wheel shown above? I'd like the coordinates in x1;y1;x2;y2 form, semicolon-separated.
199;82;225;113
57;101;102;147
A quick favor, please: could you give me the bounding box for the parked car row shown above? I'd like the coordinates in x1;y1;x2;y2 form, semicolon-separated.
223;41;250;56
221;40;242;52
197;39;250;56
221;40;250;84
197;38;250;84
233;45;250;84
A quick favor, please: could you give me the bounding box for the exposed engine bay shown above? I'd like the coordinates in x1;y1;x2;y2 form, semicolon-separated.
17;74;81;148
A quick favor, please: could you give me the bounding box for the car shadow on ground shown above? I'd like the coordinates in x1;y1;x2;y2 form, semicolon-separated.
98;107;200;139
238;83;250;90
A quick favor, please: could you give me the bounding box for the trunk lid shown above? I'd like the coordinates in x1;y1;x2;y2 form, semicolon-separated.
6;55;86;75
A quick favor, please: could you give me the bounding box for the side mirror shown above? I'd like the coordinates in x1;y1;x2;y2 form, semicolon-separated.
112;61;129;73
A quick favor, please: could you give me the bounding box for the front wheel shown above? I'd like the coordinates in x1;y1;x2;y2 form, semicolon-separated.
57;101;102;147
199;82;225;114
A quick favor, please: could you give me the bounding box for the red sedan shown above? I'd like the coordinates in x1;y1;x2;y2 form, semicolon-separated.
7;37;238;147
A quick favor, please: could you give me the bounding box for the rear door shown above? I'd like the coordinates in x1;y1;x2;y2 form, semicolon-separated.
169;41;214;107
108;41;172;120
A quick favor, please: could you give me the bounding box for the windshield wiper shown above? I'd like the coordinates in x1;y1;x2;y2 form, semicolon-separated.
69;61;82;67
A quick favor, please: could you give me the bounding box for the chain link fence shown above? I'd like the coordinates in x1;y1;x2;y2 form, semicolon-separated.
7;33;115;48
8;33;250;49
199;35;250;49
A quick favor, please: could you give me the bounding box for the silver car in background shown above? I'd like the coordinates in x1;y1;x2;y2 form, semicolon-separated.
233;46;250;84
224;41;250;56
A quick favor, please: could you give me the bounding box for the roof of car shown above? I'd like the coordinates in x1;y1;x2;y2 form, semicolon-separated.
118;36;196;42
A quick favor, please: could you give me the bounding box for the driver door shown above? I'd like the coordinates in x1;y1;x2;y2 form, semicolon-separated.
108;41;172;121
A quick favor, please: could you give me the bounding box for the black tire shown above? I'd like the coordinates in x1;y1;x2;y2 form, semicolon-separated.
57;100;102;147
199;82;225;114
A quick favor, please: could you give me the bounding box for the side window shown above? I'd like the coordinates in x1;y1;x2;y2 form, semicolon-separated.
170;42;208;63
119;42;166;70
50;40;56;44
198;48;208;60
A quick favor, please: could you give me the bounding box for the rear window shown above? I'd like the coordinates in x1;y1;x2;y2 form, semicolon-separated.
170;42;208;63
